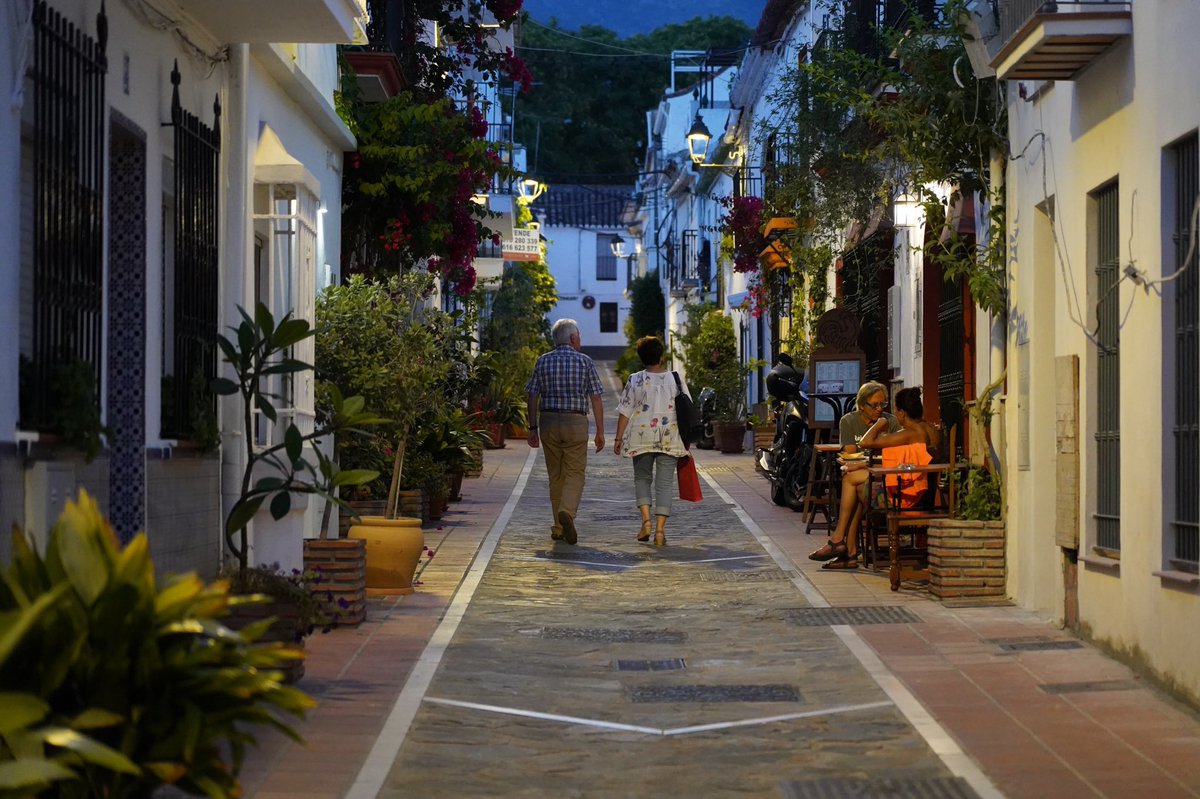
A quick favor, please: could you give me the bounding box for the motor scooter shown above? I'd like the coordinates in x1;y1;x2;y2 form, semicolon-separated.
693;387;716;450
755;360;812;508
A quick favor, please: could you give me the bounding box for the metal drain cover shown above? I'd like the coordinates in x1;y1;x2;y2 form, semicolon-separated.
630;684;800;703
616;659;686;671
1039;680;1138;694
541;627;687;643
992;638;1084;652
781;776;979;799
699;570;798;582
778;606;923;626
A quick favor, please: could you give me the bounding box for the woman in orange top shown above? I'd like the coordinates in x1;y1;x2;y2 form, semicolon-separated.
809;386;942;568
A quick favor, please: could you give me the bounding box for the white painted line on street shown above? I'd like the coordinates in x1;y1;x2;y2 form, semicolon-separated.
698;472;829;608
663;702;894;735
423;697;663;735
833;626;1004;799
580;497;637;503
345;447;539;799
498;553;632;569
661;554;767;566
421;697;896;737
701;471;1003;799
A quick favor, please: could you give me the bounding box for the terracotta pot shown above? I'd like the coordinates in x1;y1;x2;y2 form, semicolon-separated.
348;516;424;596
713;421;746;453
427;492;446;520
483;423;506;449
505;423;529;439
449;470;464;502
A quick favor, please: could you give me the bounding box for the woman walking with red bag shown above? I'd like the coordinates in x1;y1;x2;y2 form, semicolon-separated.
613;336;692;547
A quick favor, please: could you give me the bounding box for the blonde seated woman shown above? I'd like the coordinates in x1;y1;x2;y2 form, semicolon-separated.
808;385;942;569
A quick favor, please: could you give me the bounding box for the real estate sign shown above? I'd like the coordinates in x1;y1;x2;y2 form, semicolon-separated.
502;228;540;262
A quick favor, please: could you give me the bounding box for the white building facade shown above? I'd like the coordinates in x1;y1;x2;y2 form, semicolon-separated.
985;0;1200;703
0;0;363;575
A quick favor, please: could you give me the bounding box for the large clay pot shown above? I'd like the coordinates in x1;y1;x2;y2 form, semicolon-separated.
713;421;747;453
348;516;424;596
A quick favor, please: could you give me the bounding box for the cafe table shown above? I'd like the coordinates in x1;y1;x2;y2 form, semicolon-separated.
865;462;956;591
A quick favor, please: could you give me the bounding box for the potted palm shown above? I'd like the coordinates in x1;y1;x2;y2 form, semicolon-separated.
212;303;383;663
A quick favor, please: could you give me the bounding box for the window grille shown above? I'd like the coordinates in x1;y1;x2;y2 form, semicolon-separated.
1171;136;1199;569
162;62;220;440
596;236;618;281
1093;181;1121;551
20;1;107;432
599;302;618;333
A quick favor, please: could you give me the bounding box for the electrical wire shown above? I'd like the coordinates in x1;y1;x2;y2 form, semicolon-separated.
1145;194;1200;288
120;0;228;75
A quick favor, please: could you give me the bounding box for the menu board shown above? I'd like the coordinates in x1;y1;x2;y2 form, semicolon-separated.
810;359;862;423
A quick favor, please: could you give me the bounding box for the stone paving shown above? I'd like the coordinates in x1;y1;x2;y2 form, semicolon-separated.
377;453;972;798
241;381;1200;799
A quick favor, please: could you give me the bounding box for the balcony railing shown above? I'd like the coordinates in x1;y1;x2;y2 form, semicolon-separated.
993;0;1133;81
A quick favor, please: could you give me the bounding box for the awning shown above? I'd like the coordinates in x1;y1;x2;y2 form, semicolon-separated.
727;291;750;308
254;123;321;196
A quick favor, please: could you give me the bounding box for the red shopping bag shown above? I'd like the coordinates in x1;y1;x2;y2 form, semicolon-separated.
677;455;703;502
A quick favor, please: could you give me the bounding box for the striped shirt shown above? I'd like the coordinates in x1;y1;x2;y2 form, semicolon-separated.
526;345;604;413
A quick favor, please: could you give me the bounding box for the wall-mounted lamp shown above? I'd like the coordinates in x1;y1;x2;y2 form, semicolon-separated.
893;192;922;228
686;114;712;165
610;236;627;258
516;177;546;204
318;202;328;214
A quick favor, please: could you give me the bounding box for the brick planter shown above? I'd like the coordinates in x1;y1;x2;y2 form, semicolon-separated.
304;538;367;627
928;519;1007;602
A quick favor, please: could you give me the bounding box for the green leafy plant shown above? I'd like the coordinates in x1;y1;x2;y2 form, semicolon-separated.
956;466;1002;521
677;309;759;423
314;273;451;520
0;490;314;797
217;562;338;644
214;303;383;570
49;359;111;463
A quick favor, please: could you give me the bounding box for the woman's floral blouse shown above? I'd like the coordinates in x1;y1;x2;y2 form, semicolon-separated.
616;370;691;458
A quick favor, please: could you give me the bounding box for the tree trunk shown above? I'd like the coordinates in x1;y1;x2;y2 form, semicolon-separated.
385;437;408;520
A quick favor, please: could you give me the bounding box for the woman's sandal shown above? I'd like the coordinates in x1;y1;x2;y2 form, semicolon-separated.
808;538;847;561
653;530;666;547
637;521;652;542
821;555;860;570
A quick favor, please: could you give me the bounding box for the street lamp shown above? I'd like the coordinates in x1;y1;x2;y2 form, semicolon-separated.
686;114;712;165
516;177;546;204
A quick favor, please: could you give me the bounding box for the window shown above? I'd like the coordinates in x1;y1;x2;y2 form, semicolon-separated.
596;236;618;281
1092;180;1121;552
251;182;318;446
20;2;107;433
1169;135;1199;570
599;302;618;333
161;62;221;440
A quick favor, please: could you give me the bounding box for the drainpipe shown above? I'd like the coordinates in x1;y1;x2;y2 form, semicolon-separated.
220;43;251;566
988;147;1007;482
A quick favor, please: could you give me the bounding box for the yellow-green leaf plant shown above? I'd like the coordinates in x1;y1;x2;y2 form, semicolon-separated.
0;490;316;798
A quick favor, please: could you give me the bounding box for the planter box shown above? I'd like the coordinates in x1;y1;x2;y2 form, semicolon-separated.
928;519;1007;602
713;421;746;454
224;601;306;683
304;539;367;627
464;444;484;478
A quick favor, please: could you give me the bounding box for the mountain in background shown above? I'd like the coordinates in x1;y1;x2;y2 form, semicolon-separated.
522;0;763;38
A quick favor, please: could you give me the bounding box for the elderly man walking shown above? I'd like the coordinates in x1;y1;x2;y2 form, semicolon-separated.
525;319;605;544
